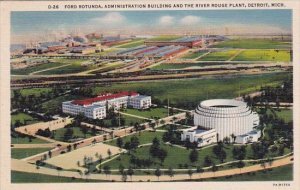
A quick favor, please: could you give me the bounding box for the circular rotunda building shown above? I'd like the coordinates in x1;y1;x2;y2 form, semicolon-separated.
194;99;259;141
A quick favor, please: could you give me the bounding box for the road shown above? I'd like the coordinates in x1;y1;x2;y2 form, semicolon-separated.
11;155;293;182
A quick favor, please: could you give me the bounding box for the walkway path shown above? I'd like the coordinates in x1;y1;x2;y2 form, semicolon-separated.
11;143;57;149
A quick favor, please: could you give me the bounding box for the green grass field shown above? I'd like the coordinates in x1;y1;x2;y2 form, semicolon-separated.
197;50;239;61
11;136;49;144
11;148;52;159
11;171;105;183
11;112;41;126
152;62;231;70
106;131;165;147
37;59;97;75
18;88;52;97
212;39;292;49
233;50;291;62
182;51;208;59
149;35;182;41
193;164;293;181
117;40;145;48
102;115;146;128
11;62;68;75
123;108;170;119
52;126;98;142
92;73;290;109
102;142;291;170
275;109;293;122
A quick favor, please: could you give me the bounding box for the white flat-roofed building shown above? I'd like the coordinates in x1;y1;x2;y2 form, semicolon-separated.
62;91;151;119
129;95;152;109
236;130;261;144
62;101;106;119
181;126;217;147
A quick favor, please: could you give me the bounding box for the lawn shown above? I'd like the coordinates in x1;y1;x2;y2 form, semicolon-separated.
117;40;145;48
102;115;146;128
211;39;292;49
233;50;291;62
123;107;170;119
11;112;41;126
11;62;68;75
152;62;229;70
11;136;49;144
11;171;105;183
106;131;165;146
37;58;97;75
182;51;208;59
11;148;52;159
197;50;239;61
101;144;234;169
193;164;293;181
52;126;100;142
274;109;293;122
18;88;52;97
148;35;182;41
92;72;291;110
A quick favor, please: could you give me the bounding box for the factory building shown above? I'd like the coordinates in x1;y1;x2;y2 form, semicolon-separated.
62;92;151;119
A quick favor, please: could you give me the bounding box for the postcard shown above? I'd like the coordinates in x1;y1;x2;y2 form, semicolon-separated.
0;0;299;190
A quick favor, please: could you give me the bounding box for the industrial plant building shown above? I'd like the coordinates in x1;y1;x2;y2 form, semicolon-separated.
192;99;260;144
62;91;151;119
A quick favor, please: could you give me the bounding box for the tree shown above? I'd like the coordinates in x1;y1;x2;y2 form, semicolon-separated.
204;156;212;167
107;149;112;158
127;166;134;181
154;168;162;181
231;133;236;143
116;137;123;149
103;165;111;177
63;127;73;141
119;164;125;175
196;166;204;177
236;160;245;174
211;164;218;177
188;169;193;180
168;167;174;180
121;171;127;182
81;126;89;138
189;149;199;163
157;148;168;165
48;150;52;158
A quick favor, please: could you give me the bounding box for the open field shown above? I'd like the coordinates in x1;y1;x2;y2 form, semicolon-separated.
45;143;123;170
197;50;239;61
274;109;293;122
102;142;291;170
11;62;68;75
106;131;165;147
11;112;41;126
233;50;291;62
37;59;97;75
92;73;291;109
191;164;293;181
11;136;49;144
212;39;292;49
18;88;52;97
151;62;232;70
123;107;170;119
149;35;182;41
11;171;105;183
11;148;52;159
101;115;146;128
182;51;208;59
52;126;101;142
117;40;145;48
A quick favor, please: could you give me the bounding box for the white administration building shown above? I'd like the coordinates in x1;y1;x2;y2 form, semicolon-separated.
62;91;151;119
193;99;260;142
181;127;217;147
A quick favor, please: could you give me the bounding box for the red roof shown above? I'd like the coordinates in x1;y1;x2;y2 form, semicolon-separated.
72;91;139;106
